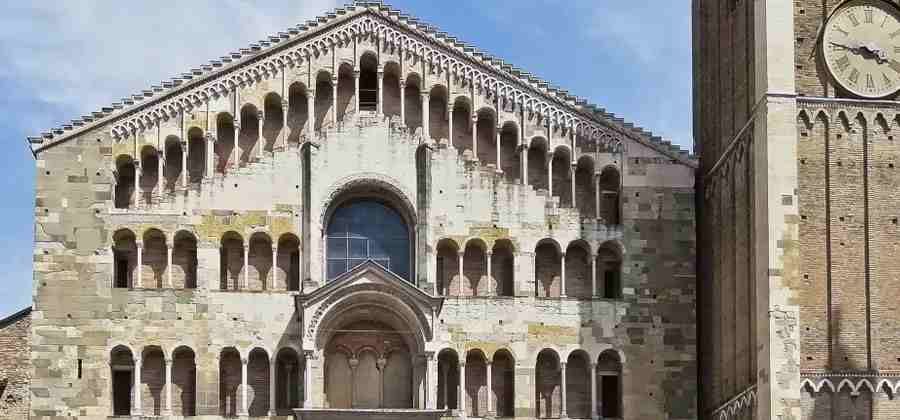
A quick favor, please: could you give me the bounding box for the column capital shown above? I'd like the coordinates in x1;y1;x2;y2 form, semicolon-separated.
205;132;216;142
486;251;493;257
303;349;319;361
457;251;465;258
400;79;407;89
471;114;479;123
349;357;360;369
257;110;264;120
308;89;316;98
136;240;144;250
376;357;387;370
560;361;567;368
590;362;598;369
241;357;249;365
459;361;466;368
423;351;435;360
165;358;173;365
353;70;361;78
281;99;290;109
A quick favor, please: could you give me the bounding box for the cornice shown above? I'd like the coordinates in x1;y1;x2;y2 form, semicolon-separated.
27;1;695;168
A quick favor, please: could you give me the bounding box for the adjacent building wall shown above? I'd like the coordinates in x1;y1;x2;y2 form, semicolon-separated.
0;308;31;420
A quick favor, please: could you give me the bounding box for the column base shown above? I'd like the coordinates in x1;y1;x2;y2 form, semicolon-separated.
161;409;172;416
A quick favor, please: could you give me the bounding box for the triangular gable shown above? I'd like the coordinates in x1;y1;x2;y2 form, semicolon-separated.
27;1;695;167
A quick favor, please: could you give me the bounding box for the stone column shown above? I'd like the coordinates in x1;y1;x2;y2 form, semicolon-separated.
426;352;437;410
441;363;449;410
243;245;250;290
459;361;467;418
271;247;279;290
307;91;315;139
547;152;554;194
495;124;502;173
522;145;529;186
257;110;265;159
590;363;598;420
281;99;289;150
471;114;479;160
591;254;598;298
232;119;241;168
134;162;142;208
560;362;568;419
181;140;189;187
422;92;430;140
377;357;387;408
132;357;143;416
205;133;215;177
136;241;143;289
457;251;465;297
486;251;493;297
349;357;359;407
304;351;314;408
486;361;494;418
560;253;567;298
354;69;361;112
448;105;454;146
163;357;173;416
570;164;577;209
157;151;165;195
239;357;249;416
166;245;173;288
400;79;407;126
377;67;385;116
269;360;277;416
595;172;601;220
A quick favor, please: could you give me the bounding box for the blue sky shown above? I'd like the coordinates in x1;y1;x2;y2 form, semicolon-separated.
0;1;692;318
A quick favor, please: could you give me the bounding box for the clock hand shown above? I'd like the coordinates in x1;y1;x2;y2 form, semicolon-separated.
830;41;860;52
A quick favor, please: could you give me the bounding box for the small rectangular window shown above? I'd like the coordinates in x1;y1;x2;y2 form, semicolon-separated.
115;258;129;288
77;359;83;379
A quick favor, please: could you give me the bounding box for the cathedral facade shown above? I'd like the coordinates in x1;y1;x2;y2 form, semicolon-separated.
695;0;900;419
18;2;697;420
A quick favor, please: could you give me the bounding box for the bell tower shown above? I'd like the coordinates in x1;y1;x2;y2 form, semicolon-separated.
696;0;900;419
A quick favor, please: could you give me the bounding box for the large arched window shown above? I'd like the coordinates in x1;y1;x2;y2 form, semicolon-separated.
326;200;410;281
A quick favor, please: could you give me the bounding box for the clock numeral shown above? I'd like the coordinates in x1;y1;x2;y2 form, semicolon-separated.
895;46;900;54
867;73;876;90
891;28;900;39
849;68;861;84
883;73;893;88
890;60;900;75
865;9;874;24
836;25;850;36
848;12;861;27
835;55;852;73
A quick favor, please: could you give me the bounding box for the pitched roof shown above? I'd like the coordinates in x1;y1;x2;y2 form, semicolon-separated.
0;307;31;329
26;1;696;167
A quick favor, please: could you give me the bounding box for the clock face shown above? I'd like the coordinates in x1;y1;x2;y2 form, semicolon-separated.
823;0;900;98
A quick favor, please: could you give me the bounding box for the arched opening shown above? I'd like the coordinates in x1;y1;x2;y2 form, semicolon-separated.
239;104;260;165
248;348;271;416
315;72;334;131
383;62;402;119
172;346;196;416
110;346;134;416
114;155;136;209
263;93;284;152
596;350;622;419
220;232;244;291
140;146;160;204
163;137;182;191
452;98;473;158
219;347;242;417
337;63;355;121
566;351;591;419
476;108;496;166
404;74;423;130
500;122;520;183
535;240;561;298
248;232;273;291
216;112;235;173
187;128;205;184
463;239;487;296
113;229;137;288
142;229;167;289
287;83;309;145
276;348;302;414
324;321;413;409
437;349;460;410
141;346;165;416
359;53;378;112
172;231;198;289
552;147;572;207
436;239;460;296
597;244;622;299
465;350;488;417
598;166;621;225
277;234;301;291
492;350;515;418
565;241;592;299
491;239;515;297
535;349;561;419
325;200;412;282
575;156;596;219
429;85;449;142
528;137;549;191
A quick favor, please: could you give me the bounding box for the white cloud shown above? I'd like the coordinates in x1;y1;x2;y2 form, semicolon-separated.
0;0;340;134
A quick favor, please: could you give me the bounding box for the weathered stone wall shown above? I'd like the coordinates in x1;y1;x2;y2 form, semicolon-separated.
0;308;31;420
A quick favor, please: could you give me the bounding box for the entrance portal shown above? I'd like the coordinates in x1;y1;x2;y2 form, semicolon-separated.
324;321;413;409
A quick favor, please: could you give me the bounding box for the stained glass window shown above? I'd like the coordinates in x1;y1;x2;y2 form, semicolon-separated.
326;200;410;281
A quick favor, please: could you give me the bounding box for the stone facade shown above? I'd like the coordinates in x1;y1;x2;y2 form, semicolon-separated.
17;2;696;420
694;0;900;419
0;308;31;420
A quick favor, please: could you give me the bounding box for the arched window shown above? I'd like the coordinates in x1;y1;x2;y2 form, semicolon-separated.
552;146;572;207
163;137;182;190
326;200;411;281
598;166;621;225
429;86;449;142
187;128;205;184
113;229;137;288
337;63;355;121
596;351;622;419
114;155;136;209
359;54;378;112
437;349;460;410
110;346;135;416
436;239;460;296
597;244;622;299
